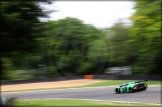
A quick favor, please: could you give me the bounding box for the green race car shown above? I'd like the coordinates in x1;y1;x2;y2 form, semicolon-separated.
114;80;148;94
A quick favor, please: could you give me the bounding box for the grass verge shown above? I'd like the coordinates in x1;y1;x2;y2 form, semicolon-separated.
82;80;161;87
14;99;160;106
2;80;160;92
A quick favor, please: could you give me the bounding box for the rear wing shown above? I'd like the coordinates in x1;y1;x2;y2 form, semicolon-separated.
136;80;148;82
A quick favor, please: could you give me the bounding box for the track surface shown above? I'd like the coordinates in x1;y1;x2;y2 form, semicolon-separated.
3;86;161;104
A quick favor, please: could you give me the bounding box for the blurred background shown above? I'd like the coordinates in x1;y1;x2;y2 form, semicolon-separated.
1;0;161;81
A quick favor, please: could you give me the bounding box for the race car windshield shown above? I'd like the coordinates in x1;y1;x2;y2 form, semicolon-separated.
122;83;128;85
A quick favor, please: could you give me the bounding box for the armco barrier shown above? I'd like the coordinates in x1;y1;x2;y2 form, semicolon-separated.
93;74;161;80
1;75;84;85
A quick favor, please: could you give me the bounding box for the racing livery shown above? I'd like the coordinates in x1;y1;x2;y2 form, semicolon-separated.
114;80;148;94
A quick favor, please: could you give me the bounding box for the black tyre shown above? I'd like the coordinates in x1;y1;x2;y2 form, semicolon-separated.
128;87;134;93
143;83;147;91
115;88;120;94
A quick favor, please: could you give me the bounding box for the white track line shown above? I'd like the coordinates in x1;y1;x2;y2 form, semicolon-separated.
23;98;161;106
2;85;160;93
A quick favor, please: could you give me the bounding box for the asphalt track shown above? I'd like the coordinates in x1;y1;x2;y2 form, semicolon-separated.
2;86;161;104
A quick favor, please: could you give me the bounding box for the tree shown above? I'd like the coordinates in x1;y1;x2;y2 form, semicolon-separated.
103;19;136;68
129;0;161;74
41;17;108;76
1;0;52;80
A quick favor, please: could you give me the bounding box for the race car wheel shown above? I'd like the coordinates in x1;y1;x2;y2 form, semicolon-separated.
144;83;147;88
143;83;147;91
115;88;120;94
128;87;134;93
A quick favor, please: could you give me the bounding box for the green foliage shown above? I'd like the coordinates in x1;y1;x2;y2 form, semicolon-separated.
1;0;53;80
1;0;161;80
103;20;136;67
41;17;108;75
129;0;161;74
1;57;15;80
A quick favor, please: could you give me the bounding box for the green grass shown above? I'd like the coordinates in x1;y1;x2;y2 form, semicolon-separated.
14;99;159;107
2;80;160;92
82;80;161;87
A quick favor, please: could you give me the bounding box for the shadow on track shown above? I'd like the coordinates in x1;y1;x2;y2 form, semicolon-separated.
115;90;147;94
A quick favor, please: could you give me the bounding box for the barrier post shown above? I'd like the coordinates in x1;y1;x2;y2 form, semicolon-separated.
84;75;93;79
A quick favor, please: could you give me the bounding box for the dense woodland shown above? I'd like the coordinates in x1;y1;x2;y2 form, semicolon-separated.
1;0;161;80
